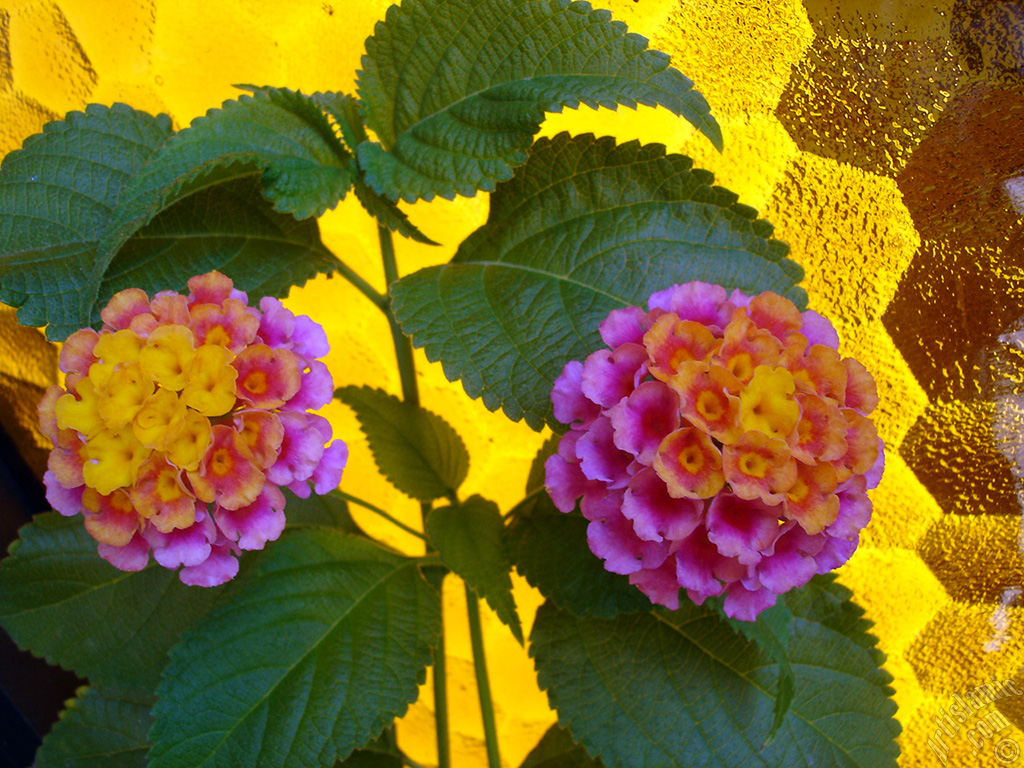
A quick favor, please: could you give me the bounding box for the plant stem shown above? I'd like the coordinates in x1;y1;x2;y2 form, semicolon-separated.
378;223;420;408
465;583;502;768
433;605;452;768
328;250;389;312
335;491;426;541
378;222;451;768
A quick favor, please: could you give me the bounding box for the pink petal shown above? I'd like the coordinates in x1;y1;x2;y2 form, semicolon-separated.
599;306;648;347
552;360;600;426
180;543;240;586
705;493;780;566
647;282;733;329
97;532;151;572
580;344;649;409
608;380;680;465
284;359;335;411
622;468;702;542
629;556;681;609
44;471;83;516
313;440;348;495
215;485;287;550
575;416;633;488
144;512;217;569
800;309;840;349
587;507;669;575
722;582;778;621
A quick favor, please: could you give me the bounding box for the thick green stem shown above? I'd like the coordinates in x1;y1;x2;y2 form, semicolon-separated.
432;608;452;768
335;491;426;541
378;222;450;768
465;583;502;768
329;250;389;312
378;223;420;408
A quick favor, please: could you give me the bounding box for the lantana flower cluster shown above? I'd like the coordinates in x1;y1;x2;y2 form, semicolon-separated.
545;282;883;620
39;271;347;586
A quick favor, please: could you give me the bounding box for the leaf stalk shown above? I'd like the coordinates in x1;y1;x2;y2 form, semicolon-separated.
465;582;502;768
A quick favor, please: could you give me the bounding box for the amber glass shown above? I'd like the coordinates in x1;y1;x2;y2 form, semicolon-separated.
1;1;1023;765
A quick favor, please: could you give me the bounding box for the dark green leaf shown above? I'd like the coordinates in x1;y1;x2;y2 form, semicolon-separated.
520;724;605;768
0;103;171;339
34;685;153;768
282;488;370;537
96;175;339;308
505;490;651;620
426;495;522;642
530;577;900;768
334;728;403;768
0;512;224;693
335;385;469;501
357;0;721;202
149;528;441;768
391;133;806;430
311;91;437;245
716;599;796;745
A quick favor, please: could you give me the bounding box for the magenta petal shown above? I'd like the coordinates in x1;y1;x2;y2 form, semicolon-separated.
672;527;727;596
285;360;334;411
648;282;734;328
580;487;625;522
575;416;633;488
622;468;701;542
97;532;150;572
599;306;648;347
145;513;216;569
800;309;840;349
706;493;780;566
815;534;858;573
552;360;600;426
587;507;669;575
628;556;681;609
828;476;871;540
267;412;327;486
609;380;680;465
291;315;329;358
580;344;649;409
313;440;348;495
544;450;589;513
864;438;885;489
754;524;819;593
180;544;240;587
44;470;83;516
215;486;286;550
257;297;296;347
722;582;777;621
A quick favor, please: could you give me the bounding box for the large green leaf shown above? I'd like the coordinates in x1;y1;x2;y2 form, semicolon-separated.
0;103;171;339
96;175;339;309
530;577;900;768
391;133;806;430
505;489;652;620
505;437;650;619
34;686;154;768
335;385;469;501
357;0;721;202
0;512;224;693
426;495;522;642
520;724;606;768
149;529;441;768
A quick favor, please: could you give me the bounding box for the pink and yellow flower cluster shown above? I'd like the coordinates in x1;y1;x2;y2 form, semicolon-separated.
545;282;883;620
39;272;347;586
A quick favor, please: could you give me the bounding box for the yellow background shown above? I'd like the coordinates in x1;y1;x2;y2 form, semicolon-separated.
2;0;1023;766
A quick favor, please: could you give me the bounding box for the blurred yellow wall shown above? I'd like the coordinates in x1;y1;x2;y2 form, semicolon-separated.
2;1;1024;766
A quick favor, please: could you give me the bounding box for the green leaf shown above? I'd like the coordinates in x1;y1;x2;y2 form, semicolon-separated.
716;599;796;745
34;686;154;768
282;488;370;538
529;577;900;768
426;495;522;643
334;728;403;768
0;103;171;339
0;512;224;693
335;385;469;501
391;133;806;430
96;175;340;309
505;489;652;620
520;724;605;768
357;0;721;203
149;528;441;768
311;91;438;245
